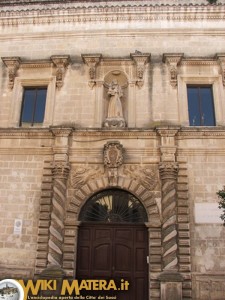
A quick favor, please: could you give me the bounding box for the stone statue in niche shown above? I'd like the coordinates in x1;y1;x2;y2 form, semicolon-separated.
104;80;126;128
107;80;123;118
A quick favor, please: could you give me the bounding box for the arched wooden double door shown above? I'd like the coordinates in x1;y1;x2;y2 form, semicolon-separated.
76;189;149;300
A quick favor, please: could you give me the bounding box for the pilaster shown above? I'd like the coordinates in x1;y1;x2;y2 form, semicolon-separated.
47;128;72;267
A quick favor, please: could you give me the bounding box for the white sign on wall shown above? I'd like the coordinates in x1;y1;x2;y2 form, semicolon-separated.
195;203;222;224
13;219;23;234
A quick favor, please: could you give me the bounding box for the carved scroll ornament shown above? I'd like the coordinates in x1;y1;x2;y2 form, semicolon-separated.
130;52;151;88
2;57;21;89
81;54;102;89
51;55;70;89
163;53;183;88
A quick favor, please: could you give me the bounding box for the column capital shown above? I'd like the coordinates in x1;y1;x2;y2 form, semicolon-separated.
51;161;70;179
159;162;179;180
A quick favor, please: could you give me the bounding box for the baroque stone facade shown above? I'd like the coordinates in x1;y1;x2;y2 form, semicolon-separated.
0;1;225;299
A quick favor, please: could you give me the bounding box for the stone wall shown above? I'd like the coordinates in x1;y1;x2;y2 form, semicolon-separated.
0;1;225;299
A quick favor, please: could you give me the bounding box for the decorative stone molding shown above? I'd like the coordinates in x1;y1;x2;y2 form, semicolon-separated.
2;57;21;89
51;55;70;89
130;52;151;88
216;53;225;86
0;5;224;28
103;141;124;186
81;54;102;89
163;54;183;88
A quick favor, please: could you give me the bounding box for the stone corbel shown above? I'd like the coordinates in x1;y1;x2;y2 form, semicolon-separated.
130;52;151;88
103;141;124;186
2;57;21;89
81;54;102;89
163;54;183;88
216;53;225;86
51;55;70;89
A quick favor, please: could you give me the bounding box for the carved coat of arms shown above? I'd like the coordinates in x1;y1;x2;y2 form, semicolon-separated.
103;141;124;168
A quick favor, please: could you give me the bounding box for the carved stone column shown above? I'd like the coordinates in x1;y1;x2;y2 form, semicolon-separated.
48;162;70;266
48;128;71;267
157;127;183;300
159;162;179;271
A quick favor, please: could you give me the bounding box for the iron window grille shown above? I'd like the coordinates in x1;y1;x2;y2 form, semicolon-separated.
79;189;148;223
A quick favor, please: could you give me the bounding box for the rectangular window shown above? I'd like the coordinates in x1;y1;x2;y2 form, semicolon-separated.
20;87;47;126
187;85;215;126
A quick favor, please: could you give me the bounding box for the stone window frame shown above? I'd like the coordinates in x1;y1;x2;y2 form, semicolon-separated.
177;74;225;127
10;76;56;128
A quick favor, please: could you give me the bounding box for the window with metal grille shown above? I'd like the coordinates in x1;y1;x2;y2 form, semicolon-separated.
187;85;215;126
20;87;47;126
79;189;148;223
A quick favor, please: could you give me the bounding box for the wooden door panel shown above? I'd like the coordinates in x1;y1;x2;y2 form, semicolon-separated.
76;224;148;300
114;244;132;272
135;247;146;271
93;244;111;271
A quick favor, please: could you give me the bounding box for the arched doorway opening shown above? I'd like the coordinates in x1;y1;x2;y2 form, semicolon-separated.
76;188;149;300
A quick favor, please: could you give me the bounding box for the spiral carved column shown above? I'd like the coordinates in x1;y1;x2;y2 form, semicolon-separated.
48;162;70;267
159;162;179;271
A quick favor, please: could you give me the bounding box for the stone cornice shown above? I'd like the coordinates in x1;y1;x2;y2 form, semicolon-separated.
1;127;225;139
0;4;225;27
0;128;53;138
72;129;157;138
178;127;225;138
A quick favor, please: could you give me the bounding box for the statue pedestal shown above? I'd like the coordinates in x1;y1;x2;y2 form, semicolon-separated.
103;117;126;128
159;272;183;300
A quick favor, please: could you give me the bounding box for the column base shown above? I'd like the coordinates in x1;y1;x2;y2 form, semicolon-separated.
38;266;66;297
159;271;183;300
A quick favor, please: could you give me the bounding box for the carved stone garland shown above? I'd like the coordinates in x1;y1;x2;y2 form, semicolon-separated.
159;162;179;271
48;162;70;267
